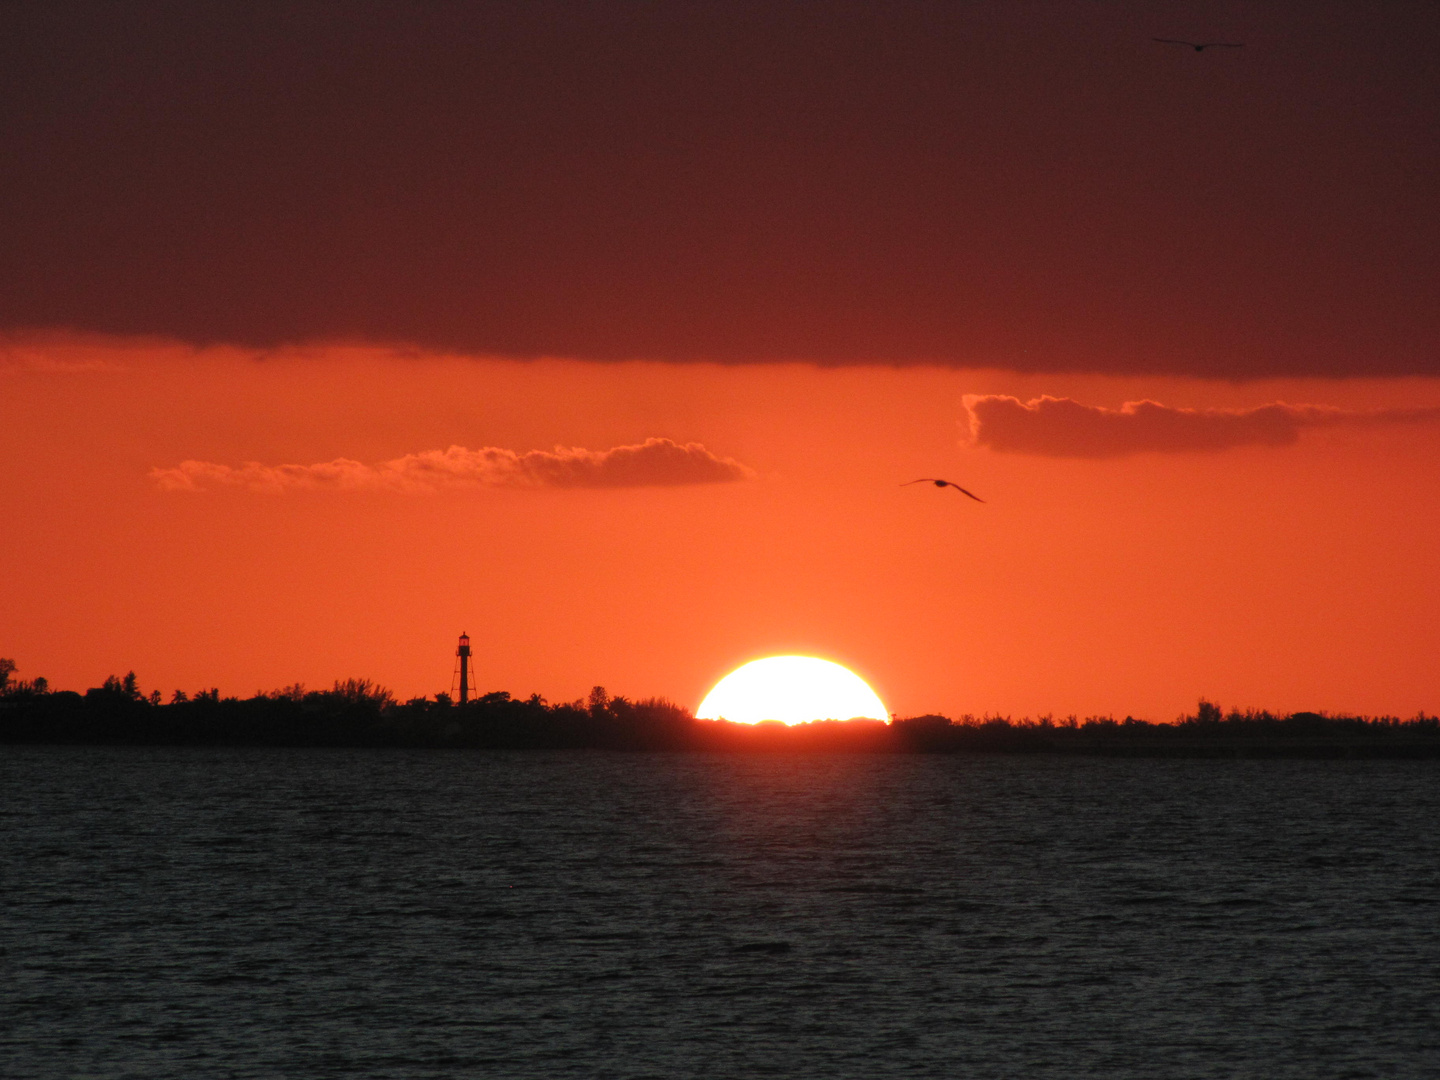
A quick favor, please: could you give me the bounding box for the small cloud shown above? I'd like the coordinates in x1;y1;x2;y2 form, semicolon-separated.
962;395;1440;458
151;437;754;492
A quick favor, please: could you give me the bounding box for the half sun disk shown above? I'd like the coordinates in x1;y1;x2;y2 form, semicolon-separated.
696;656;889;725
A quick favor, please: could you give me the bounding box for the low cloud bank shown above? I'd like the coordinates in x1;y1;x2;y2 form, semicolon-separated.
153;438;754;492
963;395;1440;458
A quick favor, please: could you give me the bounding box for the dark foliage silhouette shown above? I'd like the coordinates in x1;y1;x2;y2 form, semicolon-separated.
0;657;48;698
2;669;1436;757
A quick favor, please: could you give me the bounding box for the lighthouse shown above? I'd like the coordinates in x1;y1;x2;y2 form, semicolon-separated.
455;632;472;705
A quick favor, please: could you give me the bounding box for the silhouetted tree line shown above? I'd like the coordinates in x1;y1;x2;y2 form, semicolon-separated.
887;701;1440;757
2;662;1438;756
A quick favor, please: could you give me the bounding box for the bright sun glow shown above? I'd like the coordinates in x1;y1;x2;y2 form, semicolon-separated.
696;656;889;725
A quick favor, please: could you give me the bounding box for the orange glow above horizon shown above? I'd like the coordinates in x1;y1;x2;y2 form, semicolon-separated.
4;337;1440;721
696;656;890;725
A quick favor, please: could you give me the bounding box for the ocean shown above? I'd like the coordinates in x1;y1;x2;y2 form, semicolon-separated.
3;748;1437;1078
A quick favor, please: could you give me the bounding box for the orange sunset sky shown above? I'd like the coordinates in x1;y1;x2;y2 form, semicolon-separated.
3;2;1438;720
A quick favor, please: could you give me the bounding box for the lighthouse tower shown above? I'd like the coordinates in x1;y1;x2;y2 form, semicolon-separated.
454;632;472;705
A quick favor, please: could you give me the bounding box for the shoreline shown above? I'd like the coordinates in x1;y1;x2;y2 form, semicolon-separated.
4;690;1438;758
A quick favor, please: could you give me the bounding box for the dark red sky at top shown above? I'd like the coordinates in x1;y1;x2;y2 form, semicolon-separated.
1;1;1436;375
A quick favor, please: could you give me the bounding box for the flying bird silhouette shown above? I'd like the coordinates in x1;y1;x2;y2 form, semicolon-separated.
1153;38;1244;52
902;479;985;503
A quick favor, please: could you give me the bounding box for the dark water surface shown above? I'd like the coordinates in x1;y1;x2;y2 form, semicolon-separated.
3;749;1438;1078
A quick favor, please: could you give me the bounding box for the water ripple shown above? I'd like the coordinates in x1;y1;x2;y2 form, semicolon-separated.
2;749;1438;1078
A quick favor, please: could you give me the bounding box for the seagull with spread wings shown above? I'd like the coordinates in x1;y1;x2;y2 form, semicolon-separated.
902;479;985;503
1153;38;1244;52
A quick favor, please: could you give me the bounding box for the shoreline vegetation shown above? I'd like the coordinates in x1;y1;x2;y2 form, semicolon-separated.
2;662;1438;757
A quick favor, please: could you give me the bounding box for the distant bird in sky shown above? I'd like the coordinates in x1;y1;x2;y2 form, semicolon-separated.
902;479;985;503
1153;38;1244;52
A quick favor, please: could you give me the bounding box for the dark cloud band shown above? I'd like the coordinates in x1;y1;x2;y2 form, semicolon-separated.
3;6;1438;375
